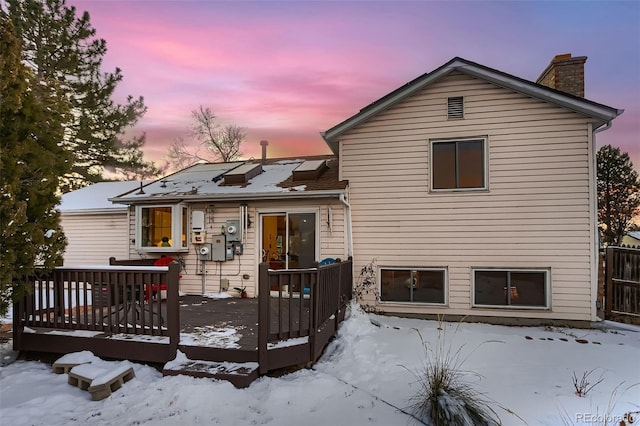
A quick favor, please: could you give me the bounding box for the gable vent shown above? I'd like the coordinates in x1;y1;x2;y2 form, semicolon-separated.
447;96;464;119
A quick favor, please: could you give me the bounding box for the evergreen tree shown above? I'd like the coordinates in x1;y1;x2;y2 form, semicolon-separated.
0;16;71;315
597;144;640;246
5;0;159;191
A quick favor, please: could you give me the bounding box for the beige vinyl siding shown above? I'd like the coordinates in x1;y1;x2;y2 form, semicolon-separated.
61;211;129;265
340;71;596;321
125;200;347;296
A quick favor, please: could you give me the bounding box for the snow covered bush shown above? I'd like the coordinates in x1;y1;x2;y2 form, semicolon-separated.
353;258;379;312
407;319;504;426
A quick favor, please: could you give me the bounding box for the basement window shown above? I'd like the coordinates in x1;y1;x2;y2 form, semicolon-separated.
380;268;446;305
447;96;464;119
473;269;549;308
137;205;188;252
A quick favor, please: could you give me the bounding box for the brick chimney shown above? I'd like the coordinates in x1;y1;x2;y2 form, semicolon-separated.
260;140;269;164
536;53;587;97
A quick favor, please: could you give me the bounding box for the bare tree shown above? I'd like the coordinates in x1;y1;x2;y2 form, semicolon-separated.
164;106;246;170
191;105;245;162
165;137;204;170
205;122;245;162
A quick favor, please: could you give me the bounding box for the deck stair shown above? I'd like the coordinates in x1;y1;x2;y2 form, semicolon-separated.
163;354;259;388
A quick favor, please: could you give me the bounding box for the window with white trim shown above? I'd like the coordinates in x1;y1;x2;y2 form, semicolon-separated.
473;269;549;308
431;138;486;191
137;205;188;252
380;268;446;304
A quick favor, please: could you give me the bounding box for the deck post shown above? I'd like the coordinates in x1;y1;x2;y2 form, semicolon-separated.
335;261;342;331
167;262;181;359
258;262;269;374
12;278;25;351
309;262;320;362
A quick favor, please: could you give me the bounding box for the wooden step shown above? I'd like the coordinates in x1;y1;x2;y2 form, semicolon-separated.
163;359;259;388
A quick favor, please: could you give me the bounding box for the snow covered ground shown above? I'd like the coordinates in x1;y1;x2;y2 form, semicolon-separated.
1;305;638;425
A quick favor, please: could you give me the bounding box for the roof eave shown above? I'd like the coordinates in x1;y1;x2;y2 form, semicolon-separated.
60;207;128;215
322;59;461;148
322;57;623;148
110;189;347;205
458;64;623;123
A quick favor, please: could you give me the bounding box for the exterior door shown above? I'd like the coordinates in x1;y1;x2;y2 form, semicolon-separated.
261;212;316;269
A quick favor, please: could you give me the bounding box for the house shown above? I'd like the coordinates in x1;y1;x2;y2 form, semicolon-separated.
110;54;621;325
109;152;349;297
322;54;622;324
621;231;640;248
14;53;625;383
60;181;143;265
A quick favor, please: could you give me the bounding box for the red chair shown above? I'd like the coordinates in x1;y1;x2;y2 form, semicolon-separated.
145;257;174;301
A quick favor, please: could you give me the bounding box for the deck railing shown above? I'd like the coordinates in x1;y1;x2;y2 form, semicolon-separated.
258;258;353;373
606;246;640;321
13;262;181;363
13;257;352;376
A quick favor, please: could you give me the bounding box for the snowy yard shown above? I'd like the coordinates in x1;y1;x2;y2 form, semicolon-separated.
1;305;638;425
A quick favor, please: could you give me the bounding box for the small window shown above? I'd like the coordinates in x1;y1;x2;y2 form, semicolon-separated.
137;205;188;252
380;268;446;304
431;138;486;190
473;269;549;308
447;96;464;119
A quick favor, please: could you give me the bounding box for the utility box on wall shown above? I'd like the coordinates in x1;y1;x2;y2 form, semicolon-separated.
211;234;226;261
225;220;241;242
192;210;206;244
198;243;212;261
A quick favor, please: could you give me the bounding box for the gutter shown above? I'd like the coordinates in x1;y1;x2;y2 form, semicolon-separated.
60;207;128;215
109;189;347;205
589;119;614;321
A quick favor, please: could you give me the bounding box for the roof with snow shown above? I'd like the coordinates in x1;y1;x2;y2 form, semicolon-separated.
60;181;145;213
110;156;347;204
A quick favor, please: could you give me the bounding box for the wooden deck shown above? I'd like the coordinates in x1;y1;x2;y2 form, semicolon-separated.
13;259;353;387
179;295;311;350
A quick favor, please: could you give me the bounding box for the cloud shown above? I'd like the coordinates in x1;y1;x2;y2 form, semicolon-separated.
70;0;639;168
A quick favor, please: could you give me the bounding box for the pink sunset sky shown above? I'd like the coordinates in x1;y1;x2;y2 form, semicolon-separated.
70;0;640;167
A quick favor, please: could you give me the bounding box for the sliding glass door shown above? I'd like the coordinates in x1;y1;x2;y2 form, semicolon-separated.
261;212;316;269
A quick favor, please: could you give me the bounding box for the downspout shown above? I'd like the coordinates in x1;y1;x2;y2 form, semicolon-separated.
590;120;612;321
339;192;353;258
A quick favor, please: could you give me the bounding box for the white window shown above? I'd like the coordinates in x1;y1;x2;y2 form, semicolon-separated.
431;137;487;191
473;269;549;309
379;268;447;305
136;205;188;252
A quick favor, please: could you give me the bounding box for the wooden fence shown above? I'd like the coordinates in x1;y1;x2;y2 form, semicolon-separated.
258;258;352;374
13;263;181;363
605;246;640;323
